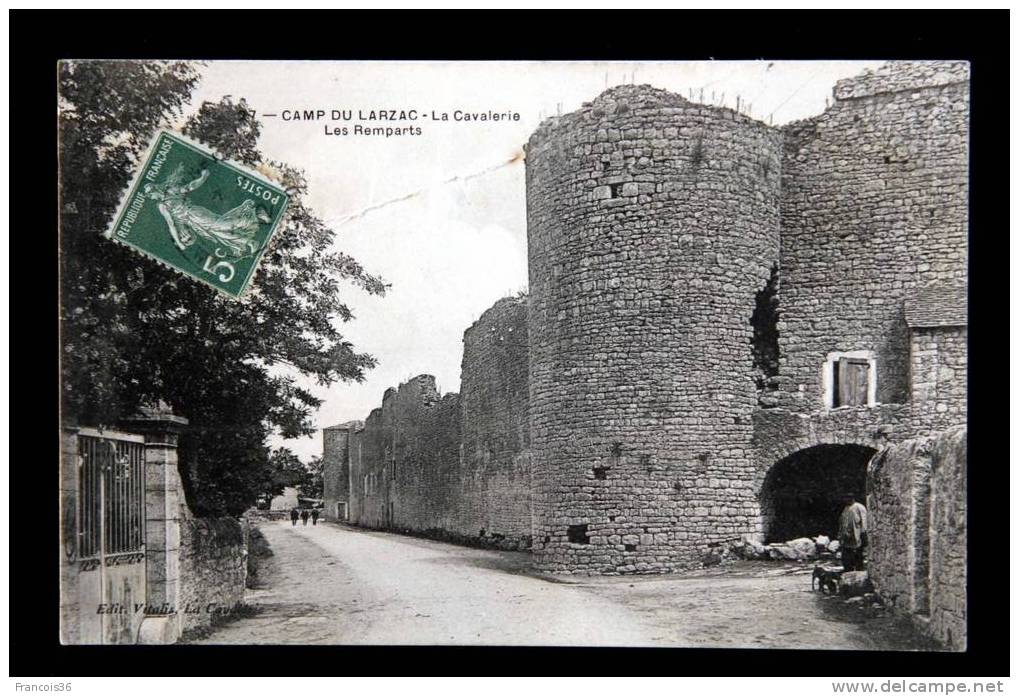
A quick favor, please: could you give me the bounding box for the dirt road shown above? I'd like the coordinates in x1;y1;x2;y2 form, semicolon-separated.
191;520;933;649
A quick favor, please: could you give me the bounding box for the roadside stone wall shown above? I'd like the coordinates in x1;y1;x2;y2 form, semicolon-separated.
777;61;969;412
927;426;967;650
526;84;782;573
866;426;966;650
178;515;248;633
344;298;533;548
458;296;532;547
348;375;462;532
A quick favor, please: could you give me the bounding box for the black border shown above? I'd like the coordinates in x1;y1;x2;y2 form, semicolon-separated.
12;9;1007;677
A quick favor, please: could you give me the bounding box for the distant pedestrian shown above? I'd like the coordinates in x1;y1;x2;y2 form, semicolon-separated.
301;508;310;526
290;507;299;526
838;493;868;572
312;508;320;525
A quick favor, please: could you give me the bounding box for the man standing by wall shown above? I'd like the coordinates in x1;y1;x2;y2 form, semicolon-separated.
838;493;869;571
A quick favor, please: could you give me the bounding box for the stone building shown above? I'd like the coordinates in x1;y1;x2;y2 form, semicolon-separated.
324;61;967;579
322;422;360;520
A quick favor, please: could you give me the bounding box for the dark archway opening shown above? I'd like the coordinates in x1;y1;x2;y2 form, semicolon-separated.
760;443;876;543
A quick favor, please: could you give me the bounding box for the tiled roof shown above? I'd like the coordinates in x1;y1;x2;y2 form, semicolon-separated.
904;285;968;328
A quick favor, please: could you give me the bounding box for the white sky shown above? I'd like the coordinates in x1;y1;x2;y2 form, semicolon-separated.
185;60;884;461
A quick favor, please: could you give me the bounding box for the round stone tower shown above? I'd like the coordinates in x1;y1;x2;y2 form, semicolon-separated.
525;85;782;573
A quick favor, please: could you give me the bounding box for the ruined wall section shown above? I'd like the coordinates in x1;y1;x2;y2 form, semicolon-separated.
347;375;461;532
458;296;531;547
526;85;782;573
867;426;966;650
347;413;375;526
345;297;532;548
776;61;969;415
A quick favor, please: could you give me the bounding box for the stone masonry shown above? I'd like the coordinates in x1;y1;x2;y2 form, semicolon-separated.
338;297;532;549
526;81;783;574
458;296;532;545
323;61;968;579
348;374;462;532
867;426;966;650
323;421;360;520
178;516;248;634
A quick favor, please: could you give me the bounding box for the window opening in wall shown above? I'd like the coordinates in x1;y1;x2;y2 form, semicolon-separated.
592;466;610;480
567;524;590;544
624;544;637;552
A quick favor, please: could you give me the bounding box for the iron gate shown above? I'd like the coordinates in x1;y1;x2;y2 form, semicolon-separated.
77;429;147;642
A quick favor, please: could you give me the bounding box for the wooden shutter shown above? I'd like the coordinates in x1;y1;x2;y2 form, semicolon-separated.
837;358;869;406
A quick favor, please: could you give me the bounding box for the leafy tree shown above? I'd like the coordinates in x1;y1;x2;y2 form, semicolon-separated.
59;61;387;516
298;456;324;500
252;449;312;508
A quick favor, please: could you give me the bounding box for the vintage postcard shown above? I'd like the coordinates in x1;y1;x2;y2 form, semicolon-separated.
58;59;968;650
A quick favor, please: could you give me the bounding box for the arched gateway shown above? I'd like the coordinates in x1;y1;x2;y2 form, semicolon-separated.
759;443;877;543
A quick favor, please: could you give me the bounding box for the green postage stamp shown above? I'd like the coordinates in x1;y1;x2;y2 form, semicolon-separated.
106;130;290;298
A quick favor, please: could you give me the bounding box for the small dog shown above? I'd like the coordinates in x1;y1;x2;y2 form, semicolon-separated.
812;566;842;595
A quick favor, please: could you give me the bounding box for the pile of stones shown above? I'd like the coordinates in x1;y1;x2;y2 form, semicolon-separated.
733;534;841;562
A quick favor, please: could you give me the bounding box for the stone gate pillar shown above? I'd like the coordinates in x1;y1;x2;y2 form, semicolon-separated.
121;406;188;644
59;418;81;644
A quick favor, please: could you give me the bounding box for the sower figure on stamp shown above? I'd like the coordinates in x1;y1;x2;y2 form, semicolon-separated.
143;163;270;258
290;507;299;526
301;508;310;526
838;493;868;572
311;508;320;525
